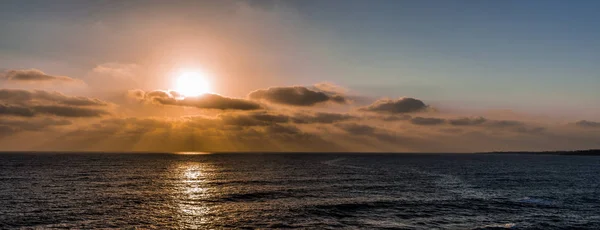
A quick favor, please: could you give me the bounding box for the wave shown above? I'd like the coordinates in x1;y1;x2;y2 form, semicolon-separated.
408;167;492;200
473;223;516;229
517;197;555;206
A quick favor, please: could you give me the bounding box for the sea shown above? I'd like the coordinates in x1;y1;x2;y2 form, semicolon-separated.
0;153;599;229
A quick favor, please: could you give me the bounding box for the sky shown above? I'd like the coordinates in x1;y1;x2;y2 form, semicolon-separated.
0;0;599;152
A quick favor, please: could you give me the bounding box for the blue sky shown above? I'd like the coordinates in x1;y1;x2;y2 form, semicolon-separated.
1;0;599;117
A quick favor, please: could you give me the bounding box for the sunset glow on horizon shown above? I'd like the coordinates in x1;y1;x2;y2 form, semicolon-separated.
0;0;599;152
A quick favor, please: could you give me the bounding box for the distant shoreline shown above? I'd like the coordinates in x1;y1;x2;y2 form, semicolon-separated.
481;149;600;156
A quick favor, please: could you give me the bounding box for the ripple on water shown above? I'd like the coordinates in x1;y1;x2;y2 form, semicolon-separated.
0;153;599;229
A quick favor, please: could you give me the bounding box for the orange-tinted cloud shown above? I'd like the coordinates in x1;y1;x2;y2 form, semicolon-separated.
0;89;109;118
410;117;446;125
248;86;347;106
0;73;599;152
130;90;261;110
2;69;78;82
360;97;427;113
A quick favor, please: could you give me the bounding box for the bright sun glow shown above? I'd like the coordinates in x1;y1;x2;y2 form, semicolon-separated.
175;71;211;97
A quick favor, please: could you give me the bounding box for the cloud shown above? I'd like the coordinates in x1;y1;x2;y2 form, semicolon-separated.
0;117;72;131
1;106;598;152
130;90;262;110
0;104;108;118
31;105;109;117
487;120;525;128
0;89;107;106
33;117;343;152
0;104;35;117
291;112;355;124
335;123;398;143
312;82;348;94
0;80;598;152
265;124;302;135
0;117;72;137
449;117;487;126
0;89;109;118
248;86;347;106
219;111;290;126
410;117;446;125
403;115;547;135
218;111;355;127
2;69;78;82
360;97;427;113
574;120;600;128
164;95;263;110
335;123;376;135
383;114;413;121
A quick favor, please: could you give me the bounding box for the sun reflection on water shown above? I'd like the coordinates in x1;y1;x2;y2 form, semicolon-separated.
171;162;213;228
175;152;212;155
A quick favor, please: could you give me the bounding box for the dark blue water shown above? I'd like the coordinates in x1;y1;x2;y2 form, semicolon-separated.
0;153;599;229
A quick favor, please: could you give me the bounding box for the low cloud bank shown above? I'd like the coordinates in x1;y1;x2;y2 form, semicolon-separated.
0;89;109;118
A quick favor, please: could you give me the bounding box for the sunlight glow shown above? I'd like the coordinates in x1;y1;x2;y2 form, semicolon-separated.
175;70;211;97
175;152;212;155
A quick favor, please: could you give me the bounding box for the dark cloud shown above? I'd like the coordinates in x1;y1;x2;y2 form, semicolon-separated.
360;97;427;113
481;119;547;134
406;115;544;134
575;120;600;128
0;89;107;106
291;112;355;124
449;117;487;126
410;117;446;125
218;111;355;127
0;104;107;118
0;117;72;131
0;104;35;117
132;90;261;110
248;86;347;106
265;124;301;135
173;94;262;110
219;112;290;126
439;128;464;134
487;120;524;128
0;89;31;103
0;89;109;118
514;126;546;134
335;123;398;143
32;105;109;117
0;117;72;137
2;69;77;82
379;114;412;121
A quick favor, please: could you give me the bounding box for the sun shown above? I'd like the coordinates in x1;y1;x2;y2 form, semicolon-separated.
174;70;211;97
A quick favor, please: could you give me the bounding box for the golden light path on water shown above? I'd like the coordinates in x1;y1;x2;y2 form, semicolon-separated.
170;160;215;229
176;152;212;155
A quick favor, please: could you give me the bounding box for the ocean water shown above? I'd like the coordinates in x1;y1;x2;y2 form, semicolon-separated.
0;153;599;229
